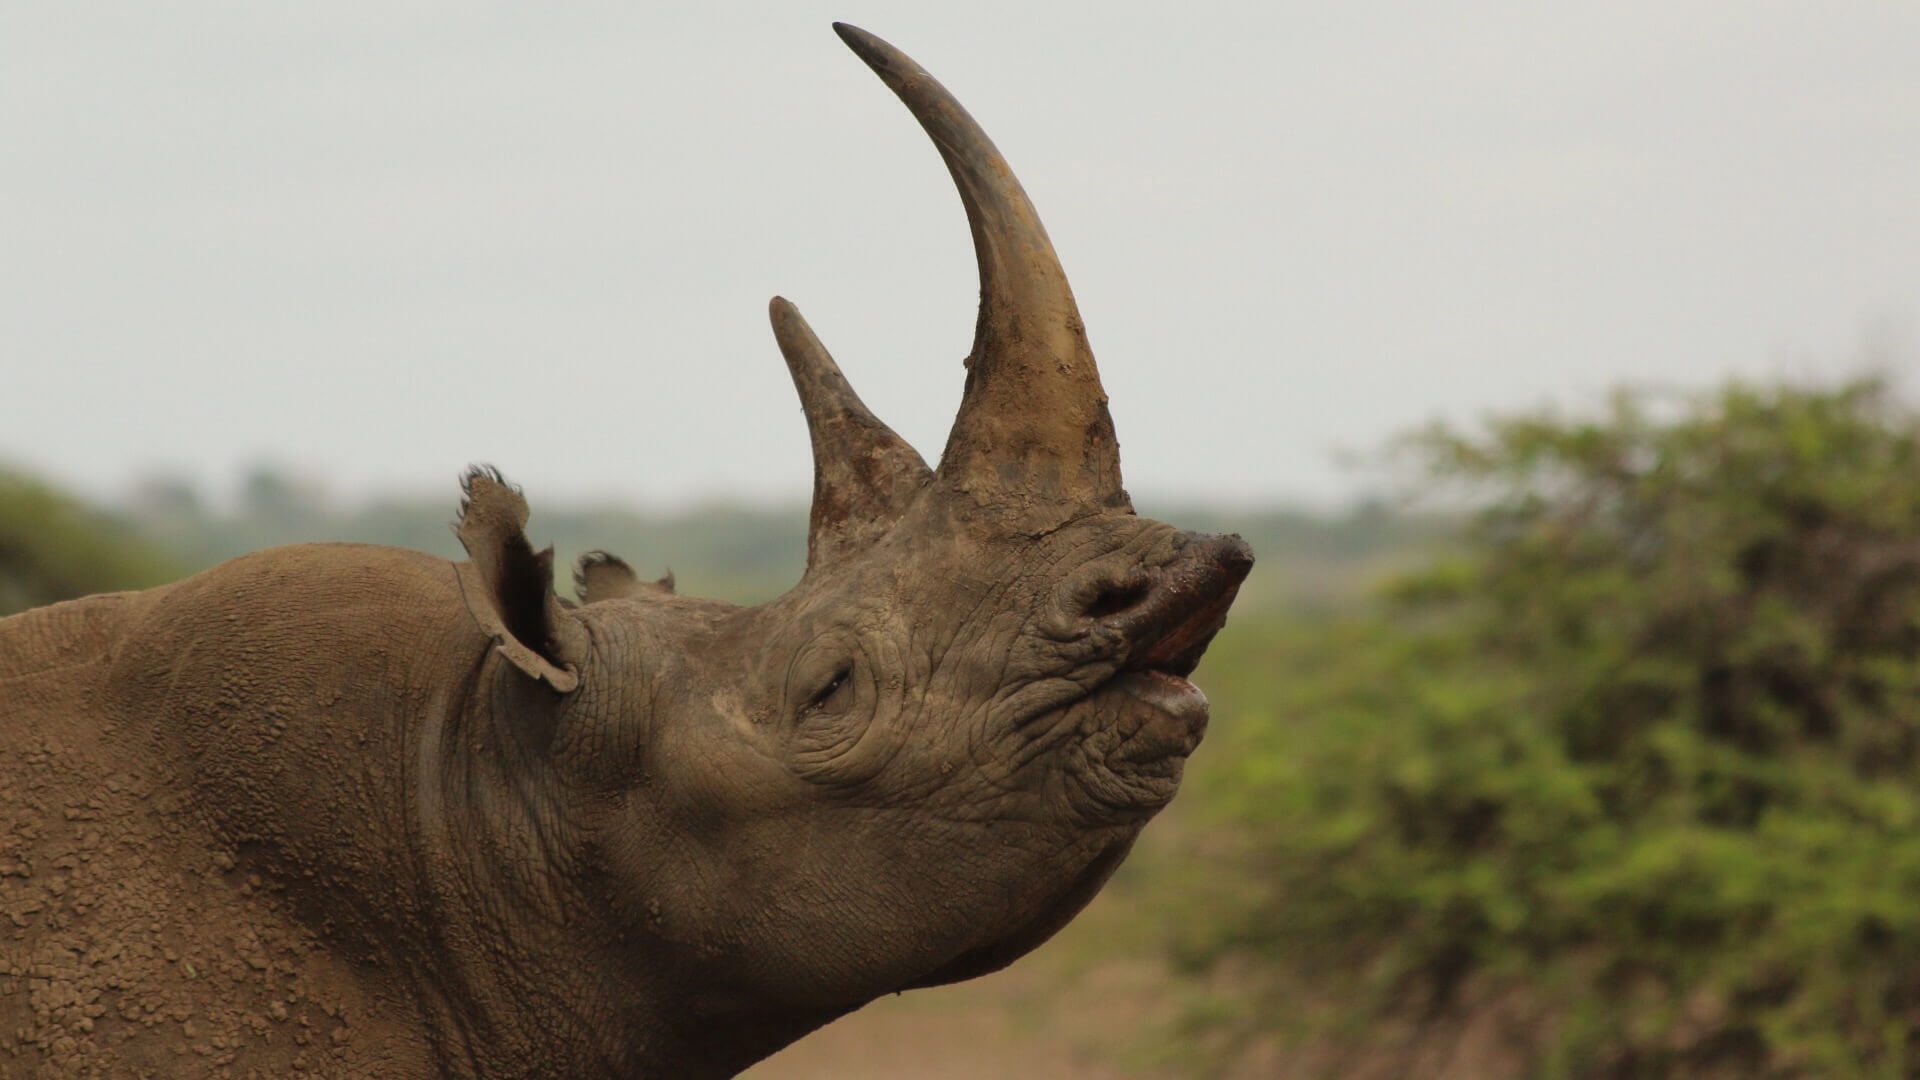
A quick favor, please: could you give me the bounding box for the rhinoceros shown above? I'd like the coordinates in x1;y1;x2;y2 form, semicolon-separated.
0;23;1251;1078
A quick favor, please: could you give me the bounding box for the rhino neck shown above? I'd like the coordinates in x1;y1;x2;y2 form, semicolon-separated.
397;639;854;1076
400;652;793;1077
395;650;616;1074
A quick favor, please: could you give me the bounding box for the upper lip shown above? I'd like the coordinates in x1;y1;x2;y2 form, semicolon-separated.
1114;534;1255;680
1026;533;1254;726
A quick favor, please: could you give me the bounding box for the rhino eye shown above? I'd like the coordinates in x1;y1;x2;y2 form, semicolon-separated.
802;664;854;714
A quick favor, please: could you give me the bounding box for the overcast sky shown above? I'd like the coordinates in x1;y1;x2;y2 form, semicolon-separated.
4;3;1916;508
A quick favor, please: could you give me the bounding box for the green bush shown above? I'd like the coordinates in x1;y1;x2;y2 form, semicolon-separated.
0;468;177;616
1177;379;1920;1075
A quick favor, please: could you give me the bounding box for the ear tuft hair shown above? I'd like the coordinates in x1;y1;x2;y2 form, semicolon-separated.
457;464;521;528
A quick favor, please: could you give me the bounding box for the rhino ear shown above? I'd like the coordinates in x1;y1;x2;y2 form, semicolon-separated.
452;467;585;692
573;551;675;604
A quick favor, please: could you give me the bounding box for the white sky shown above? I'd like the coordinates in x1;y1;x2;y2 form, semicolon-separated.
3;3;1916;507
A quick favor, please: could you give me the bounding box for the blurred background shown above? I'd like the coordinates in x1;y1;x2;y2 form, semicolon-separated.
5;4;1918;1075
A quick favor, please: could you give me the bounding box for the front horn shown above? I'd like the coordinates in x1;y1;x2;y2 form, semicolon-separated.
834;23;1129;512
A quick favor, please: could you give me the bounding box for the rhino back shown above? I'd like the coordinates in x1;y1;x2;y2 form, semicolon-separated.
1;543;477;1076
110;543;481;917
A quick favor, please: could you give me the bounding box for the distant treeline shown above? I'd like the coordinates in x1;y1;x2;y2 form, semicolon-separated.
4;465;1447;615
0;471;176;616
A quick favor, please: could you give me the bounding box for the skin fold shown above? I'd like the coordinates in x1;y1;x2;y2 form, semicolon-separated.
0;24;1251;1079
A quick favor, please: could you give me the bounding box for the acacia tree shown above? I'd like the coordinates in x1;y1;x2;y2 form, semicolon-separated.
1181;379;1920;1075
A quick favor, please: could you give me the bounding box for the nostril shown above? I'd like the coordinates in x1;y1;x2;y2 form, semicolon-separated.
1084;579;1151;620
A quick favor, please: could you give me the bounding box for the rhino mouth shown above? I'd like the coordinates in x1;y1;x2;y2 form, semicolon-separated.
1124;546;1247;676
1037;533;1252;820
1124;532;1252;663
1089;533;1253;756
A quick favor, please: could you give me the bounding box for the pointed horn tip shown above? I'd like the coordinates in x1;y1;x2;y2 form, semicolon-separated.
767;297;816;354
769;296;834;388
832;22;907;74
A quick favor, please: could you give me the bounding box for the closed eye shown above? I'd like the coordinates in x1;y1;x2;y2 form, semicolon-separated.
803;664;853;713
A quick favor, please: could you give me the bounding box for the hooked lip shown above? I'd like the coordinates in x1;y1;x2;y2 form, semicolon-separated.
1045;532;1253;772
1115;533;1254;682
1074;533;1254;779
1020;532;1252;790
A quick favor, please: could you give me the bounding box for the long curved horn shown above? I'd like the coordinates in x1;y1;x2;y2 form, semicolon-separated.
771;297;932;568
834;23;1127;511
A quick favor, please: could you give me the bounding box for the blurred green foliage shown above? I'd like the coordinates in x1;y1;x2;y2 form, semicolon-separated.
0;469;177;616
1174;379;1920;1075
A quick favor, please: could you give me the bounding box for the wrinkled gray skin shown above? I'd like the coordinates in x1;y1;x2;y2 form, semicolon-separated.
0;24;1250;1078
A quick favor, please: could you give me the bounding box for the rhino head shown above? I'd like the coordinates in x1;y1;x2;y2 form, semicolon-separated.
441;24;1251;1073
